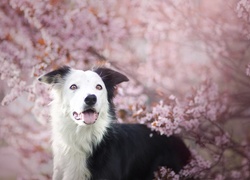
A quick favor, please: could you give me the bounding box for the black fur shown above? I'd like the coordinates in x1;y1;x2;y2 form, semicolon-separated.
90;68;191;180
38;66;71;84
88;124;191;180
94;67;129;120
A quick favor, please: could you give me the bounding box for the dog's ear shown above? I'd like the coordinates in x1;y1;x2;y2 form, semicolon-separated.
38;66;71;85
94;68;129;101
95;68;129;86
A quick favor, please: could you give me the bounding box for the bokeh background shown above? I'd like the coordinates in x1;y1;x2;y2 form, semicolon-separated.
1;0;250;179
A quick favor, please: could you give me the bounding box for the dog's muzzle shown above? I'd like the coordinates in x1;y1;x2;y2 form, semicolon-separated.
73;108;99;124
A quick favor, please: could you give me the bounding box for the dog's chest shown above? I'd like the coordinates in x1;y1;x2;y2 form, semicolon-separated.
52;124;95;179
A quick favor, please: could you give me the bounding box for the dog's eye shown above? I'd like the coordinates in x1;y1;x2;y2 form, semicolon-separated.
70;84;78;90
96;84;102;90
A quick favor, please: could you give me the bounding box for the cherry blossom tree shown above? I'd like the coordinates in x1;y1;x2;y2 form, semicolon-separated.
1;0;250;179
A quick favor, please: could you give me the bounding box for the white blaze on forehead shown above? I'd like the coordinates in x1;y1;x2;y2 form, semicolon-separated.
66;70;88;84
85;70;102;79
65;70;103;86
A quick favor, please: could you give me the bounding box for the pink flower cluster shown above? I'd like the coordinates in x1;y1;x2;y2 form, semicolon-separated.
236;0;250;39
154;150;212;179
179;150;212;179
154;167;180;180
139;100;183;136
138;80;228;137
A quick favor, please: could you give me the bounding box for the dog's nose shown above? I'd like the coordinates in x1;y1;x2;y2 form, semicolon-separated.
84;94;97;106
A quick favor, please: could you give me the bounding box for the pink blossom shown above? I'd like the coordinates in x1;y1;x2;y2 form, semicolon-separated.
214;133;230;146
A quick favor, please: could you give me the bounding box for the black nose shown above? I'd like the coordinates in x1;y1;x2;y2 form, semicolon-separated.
84;94;97;106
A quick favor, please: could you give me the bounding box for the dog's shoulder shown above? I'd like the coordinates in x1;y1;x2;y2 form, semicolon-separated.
88;123;191;179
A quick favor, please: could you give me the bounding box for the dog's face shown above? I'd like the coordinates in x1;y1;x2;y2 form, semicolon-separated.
39;66;128;126
64;69;107;125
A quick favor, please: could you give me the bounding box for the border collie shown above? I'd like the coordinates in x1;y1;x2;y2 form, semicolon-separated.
38;66;191;180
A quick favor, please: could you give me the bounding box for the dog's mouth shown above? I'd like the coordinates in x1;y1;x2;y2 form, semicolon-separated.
73;108;99;125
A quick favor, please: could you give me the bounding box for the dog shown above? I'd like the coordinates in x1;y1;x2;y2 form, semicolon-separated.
38;66;191;180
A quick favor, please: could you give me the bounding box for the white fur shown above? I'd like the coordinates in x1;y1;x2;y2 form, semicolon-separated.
50;69;111;180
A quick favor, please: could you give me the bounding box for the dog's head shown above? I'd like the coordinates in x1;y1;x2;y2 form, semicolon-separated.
38;66;128;126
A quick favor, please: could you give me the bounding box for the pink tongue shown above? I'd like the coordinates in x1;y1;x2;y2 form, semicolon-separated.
83;111;97;124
